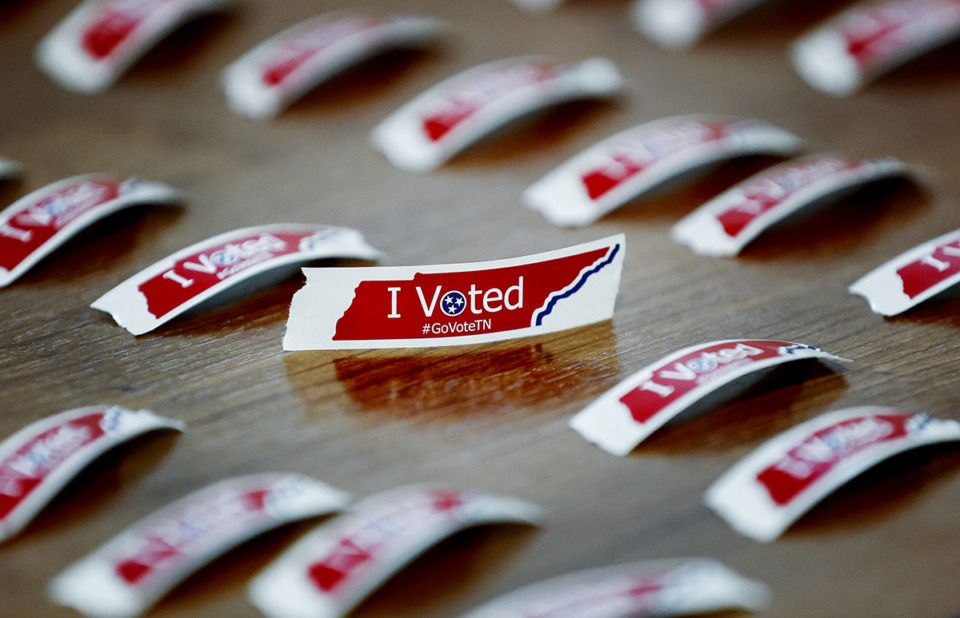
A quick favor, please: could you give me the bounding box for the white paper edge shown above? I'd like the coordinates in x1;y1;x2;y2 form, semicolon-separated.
510;0;566;13
0;159;22;180
849;226;960;316
634;0;769;49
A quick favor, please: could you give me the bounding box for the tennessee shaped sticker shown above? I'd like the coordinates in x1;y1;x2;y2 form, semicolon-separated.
850;227;960;316
569;339;848;456
283;235;624;350
705;406;960;542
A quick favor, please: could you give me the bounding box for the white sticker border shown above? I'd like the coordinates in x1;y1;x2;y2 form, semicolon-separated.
705;406;960;542
569;339;848;456
849;226;960;316
633;0;771;49
0;159;21;181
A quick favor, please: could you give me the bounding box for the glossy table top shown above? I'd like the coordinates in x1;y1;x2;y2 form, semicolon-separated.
2;1;960;616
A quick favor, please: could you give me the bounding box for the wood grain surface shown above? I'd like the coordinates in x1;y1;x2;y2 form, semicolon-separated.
2;0;960;616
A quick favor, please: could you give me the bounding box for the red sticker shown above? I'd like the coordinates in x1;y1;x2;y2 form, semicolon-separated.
580;122;728;201
0;413;107;521
49;474;349;617
0;178;121;272
420;63;558;142
896;238;960;299
138;230;327;319
0;175;180;287
0;406;184;543
333;247;610;341
792;0;960;96
249;487;542;618
756;414;911;506
706;407;960;542
92;224;381;335
713;157;855;238
285;236;624;350
371;56;622;172
851;227;960;315
81;0;169;61
570;340;845;456
38;0;234;93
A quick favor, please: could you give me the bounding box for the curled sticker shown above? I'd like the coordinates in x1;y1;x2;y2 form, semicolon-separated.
370;55;623;172
0;174;181;288
524;115;802;228
570;339;848;456
0;405;184;544
463;558;770;618
222;12;447;120
634;0;771;49
49;473;350;618
248;486;543;618
37;0;235;93
850;226;960;316
706;406;960;542
671;154;909;257
284;234;624;350
92;223;382;335
793;0;960;97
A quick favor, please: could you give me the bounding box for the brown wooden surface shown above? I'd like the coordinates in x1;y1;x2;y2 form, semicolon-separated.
3;0;960;616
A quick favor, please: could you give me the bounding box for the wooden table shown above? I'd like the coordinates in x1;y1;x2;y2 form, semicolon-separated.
2;1;960;616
